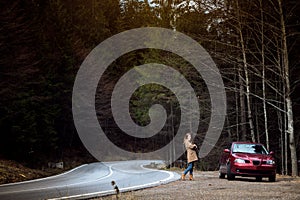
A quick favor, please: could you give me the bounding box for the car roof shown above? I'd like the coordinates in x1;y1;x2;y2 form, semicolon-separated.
231;141;263;145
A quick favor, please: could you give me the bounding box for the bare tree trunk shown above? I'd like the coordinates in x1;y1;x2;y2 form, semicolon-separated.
286;97;297;176
278;0;298;177
235;65;240;141
242;41;255;143
255;101;260;143
171;102;175;168
239;68;246;141
235;0;255;142
260;0;269;150
284;84;288;175
276;36;288;175
284;100;288;175
277;110;284;175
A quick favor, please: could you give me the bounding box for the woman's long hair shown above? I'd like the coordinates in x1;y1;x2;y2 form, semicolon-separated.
183;133;192;146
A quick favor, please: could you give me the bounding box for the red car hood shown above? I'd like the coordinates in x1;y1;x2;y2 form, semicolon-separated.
233;153;272;160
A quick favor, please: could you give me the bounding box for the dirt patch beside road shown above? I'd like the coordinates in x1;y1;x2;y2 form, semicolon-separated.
98;171;300;200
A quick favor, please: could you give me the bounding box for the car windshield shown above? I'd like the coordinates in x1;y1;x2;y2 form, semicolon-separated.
232;144;268;154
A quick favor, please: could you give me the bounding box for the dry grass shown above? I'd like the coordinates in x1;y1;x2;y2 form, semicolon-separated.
0;159;65;184
96;170;300;200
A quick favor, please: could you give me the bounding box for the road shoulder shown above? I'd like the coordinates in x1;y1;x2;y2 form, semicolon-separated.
97;170;300;200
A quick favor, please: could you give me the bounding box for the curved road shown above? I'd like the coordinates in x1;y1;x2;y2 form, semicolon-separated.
0;160;180;200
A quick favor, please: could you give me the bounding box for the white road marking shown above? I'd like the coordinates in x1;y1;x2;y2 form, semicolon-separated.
0;166;113;194
0;160;179;200
49;162;178;200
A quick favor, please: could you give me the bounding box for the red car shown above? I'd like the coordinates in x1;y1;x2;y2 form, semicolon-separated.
219;142;276;182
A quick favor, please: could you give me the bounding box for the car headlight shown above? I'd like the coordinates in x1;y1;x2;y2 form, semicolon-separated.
234;158;246;163
266;160;275;165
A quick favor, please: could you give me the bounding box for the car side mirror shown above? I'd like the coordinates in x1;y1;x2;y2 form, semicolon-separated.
269;151;274;155
224;149;230;153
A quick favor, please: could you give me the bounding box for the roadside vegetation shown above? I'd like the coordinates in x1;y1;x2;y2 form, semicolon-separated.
0;0;299;180
0;159;63;184
95;171;300;200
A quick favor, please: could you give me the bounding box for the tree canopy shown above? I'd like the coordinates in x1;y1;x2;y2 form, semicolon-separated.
0;0;299;175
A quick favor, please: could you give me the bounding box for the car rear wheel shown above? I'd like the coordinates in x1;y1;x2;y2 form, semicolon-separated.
269;175;276;182
227;164;235;180
219;172;225;179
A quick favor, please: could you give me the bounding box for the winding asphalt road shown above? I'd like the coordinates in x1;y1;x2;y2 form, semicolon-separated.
0;160;180;200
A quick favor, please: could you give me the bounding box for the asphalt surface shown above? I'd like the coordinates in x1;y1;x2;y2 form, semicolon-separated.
0;160;180;200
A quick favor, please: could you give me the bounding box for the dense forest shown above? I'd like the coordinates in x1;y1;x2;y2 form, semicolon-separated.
0;0;299;176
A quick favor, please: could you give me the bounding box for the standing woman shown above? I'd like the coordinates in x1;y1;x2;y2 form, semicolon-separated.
182;133;198;180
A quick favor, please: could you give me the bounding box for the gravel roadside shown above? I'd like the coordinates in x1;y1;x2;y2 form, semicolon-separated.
96;171;300;200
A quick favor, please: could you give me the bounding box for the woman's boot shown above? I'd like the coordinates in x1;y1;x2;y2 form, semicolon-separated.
181;174;185;180
189;174;193;180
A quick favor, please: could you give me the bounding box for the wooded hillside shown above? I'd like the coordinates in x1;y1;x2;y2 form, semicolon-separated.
0;0;299;176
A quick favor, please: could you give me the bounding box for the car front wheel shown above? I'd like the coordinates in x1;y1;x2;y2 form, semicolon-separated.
227;163;235;180
269;175;276;182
